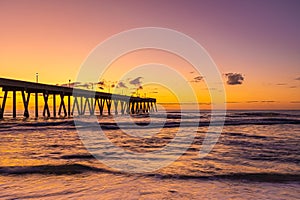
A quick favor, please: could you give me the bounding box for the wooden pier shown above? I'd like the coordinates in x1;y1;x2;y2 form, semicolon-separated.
0;77;157;119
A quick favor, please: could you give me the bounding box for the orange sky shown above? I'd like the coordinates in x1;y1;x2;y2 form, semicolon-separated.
0;0;299;110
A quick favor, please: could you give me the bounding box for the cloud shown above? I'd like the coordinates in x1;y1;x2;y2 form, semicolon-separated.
76;83;91;89
295;77;300;81
260;100;276;103
129;77;143;86
246;100;260;103
60;82;82;87
190;75;204;83
290;101;300;103
116;81;127;88
289;86;297;88
229;100;277;104
225;73;244;85
193;75;203;82
276;83;286;86
97;81;105;86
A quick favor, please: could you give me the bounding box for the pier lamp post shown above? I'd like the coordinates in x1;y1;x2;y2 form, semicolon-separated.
69;79;71;88
36;73;39;83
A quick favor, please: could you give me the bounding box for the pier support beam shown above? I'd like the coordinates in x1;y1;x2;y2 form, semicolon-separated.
58;94;67;116
21;91;30;118
114;100;119;115
131;102;135;114
35;92;38;118
71;97;81;115
106;99;112;115
53;94;56;117
80;97;83;115
97;98;104;115
0;91;8;119
83;97;93;115
126;102;130;114
120;101;125;115
12;90;16;118
135;102;139;114
68;95;71;116
42;93;50;117
90;98;95;115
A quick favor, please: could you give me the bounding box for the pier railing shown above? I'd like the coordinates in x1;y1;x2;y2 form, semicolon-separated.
0;77;157;119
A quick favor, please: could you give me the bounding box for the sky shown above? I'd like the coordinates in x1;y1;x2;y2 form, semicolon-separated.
0;0;300;109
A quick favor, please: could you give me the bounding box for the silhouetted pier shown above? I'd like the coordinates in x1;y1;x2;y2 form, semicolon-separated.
0;77;157;119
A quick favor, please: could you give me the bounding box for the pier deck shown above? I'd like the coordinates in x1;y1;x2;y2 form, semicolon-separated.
0;77;157;119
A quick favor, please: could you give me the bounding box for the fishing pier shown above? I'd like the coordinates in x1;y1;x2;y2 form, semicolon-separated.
0;77;157;119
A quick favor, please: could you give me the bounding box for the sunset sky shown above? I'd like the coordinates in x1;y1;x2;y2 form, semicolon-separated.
0;0;300;109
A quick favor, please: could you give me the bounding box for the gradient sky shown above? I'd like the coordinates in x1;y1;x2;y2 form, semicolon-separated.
0;0;300;109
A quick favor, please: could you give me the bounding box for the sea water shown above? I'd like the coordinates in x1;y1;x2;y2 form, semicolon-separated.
0;110;299;199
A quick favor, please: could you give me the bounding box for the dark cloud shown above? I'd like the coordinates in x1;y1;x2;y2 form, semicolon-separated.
276;83;286;86
97;81;105;86
260;100;276;103
190;75;204;83
129;77;143;86
226;101;239;103
246;100;260;103
290;101;300;103
295;77;300;81
225;73;244;85
116;81;127;88
96;80;117;89
289;86;297;88
193;76;203;82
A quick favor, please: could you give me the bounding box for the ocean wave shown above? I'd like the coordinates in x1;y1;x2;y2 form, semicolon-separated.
148;172;300;183
223;132;268;139
0;118;299;132
229;111;300;118
1;164;299;183
0;164;112;175
60;154;95;160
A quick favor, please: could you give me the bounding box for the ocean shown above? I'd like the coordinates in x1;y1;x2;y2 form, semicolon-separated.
0;110;299;199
